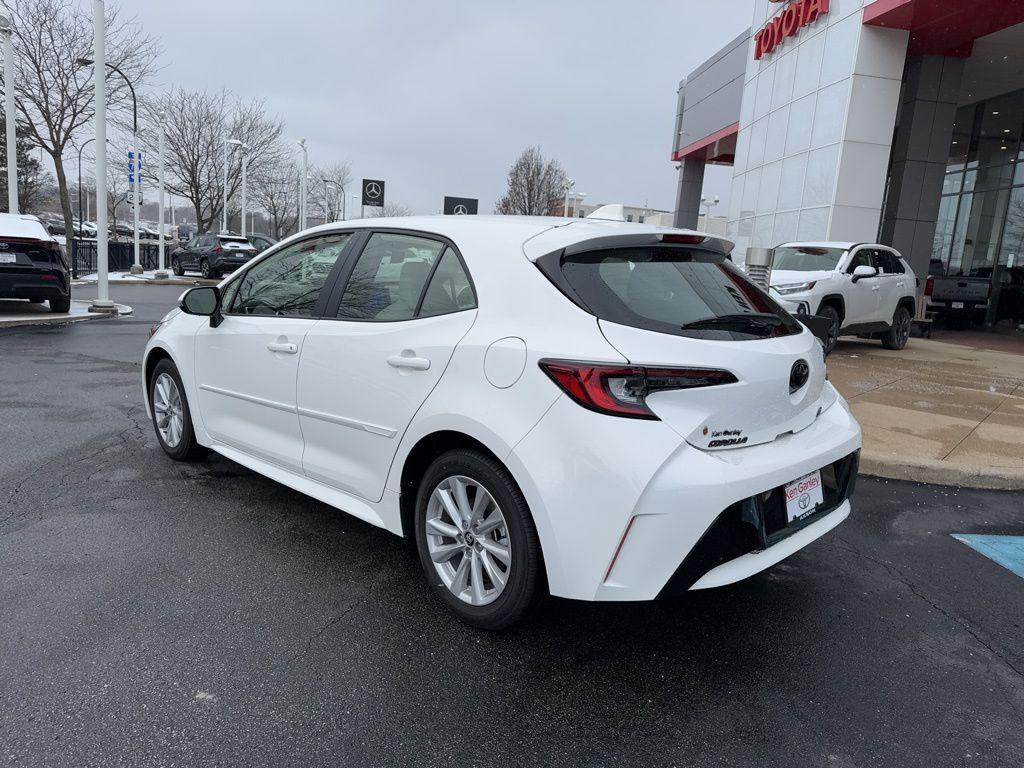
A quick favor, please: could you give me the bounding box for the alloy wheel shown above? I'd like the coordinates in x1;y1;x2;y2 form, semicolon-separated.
425;475;512;606
897;311;911;346
153;372;184;448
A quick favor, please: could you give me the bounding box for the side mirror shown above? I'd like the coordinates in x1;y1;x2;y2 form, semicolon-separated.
851;265;878;283
179;286;224;327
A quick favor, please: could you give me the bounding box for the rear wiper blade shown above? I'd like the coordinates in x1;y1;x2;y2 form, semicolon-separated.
678;312;783;331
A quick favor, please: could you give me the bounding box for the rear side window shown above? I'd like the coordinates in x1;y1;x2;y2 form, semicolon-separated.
419;249;476;317
542;246;801;340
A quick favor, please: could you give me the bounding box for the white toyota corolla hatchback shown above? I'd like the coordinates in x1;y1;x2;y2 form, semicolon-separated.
143;216;861;629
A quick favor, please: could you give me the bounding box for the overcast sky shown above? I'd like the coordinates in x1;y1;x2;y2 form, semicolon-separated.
115;0;751;216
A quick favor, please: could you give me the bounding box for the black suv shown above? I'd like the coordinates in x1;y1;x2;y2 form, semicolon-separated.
0;215;71;313
170;233;257;279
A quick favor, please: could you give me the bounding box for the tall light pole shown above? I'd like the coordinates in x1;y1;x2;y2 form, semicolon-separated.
700;195;720;228
76;55;140;274
154;110;167;278
227;138;247;235
297;138;307;230
88;0;114;312
323;179;333;224
0;14;17;215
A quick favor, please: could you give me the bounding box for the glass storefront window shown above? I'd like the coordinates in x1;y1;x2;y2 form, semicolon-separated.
942;172;963;196
947;105;974;170
931;195;959;273
1000;186;1024;268
973;93;1024;168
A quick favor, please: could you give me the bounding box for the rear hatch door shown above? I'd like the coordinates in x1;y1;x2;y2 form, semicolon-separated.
536;236;825;451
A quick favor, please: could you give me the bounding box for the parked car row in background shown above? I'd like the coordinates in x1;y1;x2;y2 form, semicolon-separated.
170;232;277;279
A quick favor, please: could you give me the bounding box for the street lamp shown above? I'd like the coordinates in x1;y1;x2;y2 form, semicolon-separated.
227;138;248;235
76;54;141;274
322;179;335;224
700;195;720;229
297;138;308;230
75;136;109;278
563;179;575;218
85;0;114;313
0;14;17;215
220;135;244;233
155;110;168;278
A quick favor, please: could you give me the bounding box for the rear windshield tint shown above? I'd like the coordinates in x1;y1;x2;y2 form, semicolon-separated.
541;246;801;341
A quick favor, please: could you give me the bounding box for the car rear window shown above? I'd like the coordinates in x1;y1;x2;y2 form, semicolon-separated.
219;236;252;246
540;245;801;341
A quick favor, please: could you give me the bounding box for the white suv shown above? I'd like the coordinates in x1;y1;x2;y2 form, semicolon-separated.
143;218;861;629
769;242;917;355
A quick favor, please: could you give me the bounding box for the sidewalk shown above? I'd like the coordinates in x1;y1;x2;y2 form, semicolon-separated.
73;271;215;287
828;335;1024;489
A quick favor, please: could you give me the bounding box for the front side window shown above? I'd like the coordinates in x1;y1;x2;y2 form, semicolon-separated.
847;250;873;272
545;246;801;341
337;233;445;321
229;233;350;317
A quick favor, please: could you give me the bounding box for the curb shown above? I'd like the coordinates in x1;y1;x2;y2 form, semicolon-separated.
860;451;1024;491
0;301;132;329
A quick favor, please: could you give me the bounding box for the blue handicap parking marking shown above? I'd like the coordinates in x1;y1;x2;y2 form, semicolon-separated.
952;534;1024;581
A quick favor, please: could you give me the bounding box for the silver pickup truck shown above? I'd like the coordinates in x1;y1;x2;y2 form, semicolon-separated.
925;274;990;327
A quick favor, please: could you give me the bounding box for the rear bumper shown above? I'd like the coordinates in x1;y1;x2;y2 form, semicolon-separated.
508;388;861;601
0;271;69;299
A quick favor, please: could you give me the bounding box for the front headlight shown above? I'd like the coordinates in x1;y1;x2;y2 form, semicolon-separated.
773;281;817;295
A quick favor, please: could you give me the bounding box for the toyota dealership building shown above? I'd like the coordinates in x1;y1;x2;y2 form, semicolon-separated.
671;0;1024;286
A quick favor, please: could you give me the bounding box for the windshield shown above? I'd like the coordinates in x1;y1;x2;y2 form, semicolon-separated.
541;245;801;341
772;246;845;272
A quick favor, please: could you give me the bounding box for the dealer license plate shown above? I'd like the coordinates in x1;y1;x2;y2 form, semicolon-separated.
0;253;15;263
784;470;824;523
951;301;964;309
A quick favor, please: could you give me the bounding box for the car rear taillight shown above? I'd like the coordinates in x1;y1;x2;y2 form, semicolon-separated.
924;276;934;297
212;244;222;254
539;360;737;420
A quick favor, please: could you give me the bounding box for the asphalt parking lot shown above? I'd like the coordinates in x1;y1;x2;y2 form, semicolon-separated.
1;285;1023;767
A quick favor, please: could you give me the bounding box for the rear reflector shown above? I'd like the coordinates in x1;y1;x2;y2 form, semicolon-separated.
539;359;737;419
924;276;934;297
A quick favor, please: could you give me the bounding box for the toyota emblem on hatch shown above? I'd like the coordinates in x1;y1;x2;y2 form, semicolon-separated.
789;359;809;393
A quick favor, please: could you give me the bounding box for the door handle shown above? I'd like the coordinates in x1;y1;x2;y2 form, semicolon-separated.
387;353;430;371
267;340;298;354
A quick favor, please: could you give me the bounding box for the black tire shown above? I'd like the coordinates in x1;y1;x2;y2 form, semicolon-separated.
49;294;71;313
148;358;207;462
171;257;184;277
200;258;213;279
414;449;543;630
882;305;912;350
818;304;841;356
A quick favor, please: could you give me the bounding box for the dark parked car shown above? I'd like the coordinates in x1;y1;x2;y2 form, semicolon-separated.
248;233;277;254
0;213;71;313
170;233;257;279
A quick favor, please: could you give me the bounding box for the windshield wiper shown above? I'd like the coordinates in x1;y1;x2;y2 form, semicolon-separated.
678;312;783;332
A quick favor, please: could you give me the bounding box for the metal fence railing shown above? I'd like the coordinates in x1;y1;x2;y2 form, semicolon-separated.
70;239;162;277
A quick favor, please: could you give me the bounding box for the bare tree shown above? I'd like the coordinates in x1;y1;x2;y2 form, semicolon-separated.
144;88;285;233
495;146;567;215
369;202;412;218
308;161;352;222
251;149;299;240
3;0;159;240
